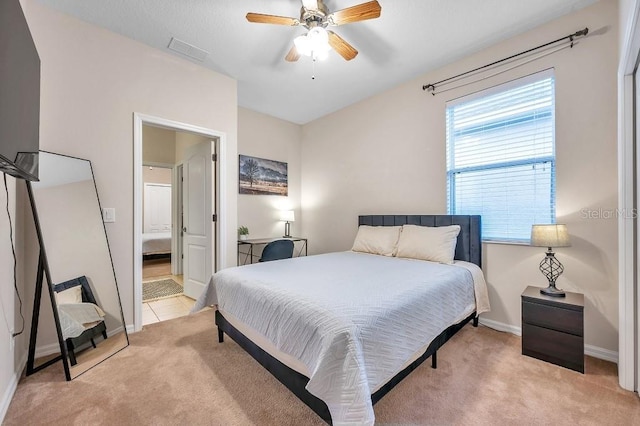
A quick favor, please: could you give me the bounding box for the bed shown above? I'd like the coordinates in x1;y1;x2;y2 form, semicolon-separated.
193;215;488;425
142;232;171;257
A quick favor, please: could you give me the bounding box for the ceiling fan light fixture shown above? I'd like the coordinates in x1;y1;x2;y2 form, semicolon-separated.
294;33;310;53
294;27;331;60
246;0;380;62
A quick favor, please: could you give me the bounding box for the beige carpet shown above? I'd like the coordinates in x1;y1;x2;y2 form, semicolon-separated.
5;310;640;425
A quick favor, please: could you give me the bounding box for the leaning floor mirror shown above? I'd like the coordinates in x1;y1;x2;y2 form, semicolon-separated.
26;151;128;380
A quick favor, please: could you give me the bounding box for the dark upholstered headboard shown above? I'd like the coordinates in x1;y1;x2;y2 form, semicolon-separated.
358;215;482;268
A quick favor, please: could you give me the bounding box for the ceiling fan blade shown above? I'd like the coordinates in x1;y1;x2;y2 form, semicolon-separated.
246;13;299;26
285;45;301;62
327;31;358;61
327;0;381;26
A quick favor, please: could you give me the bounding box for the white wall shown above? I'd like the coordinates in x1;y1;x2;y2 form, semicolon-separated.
143;126;176;165
238;108;302;240
301;0;619;353
32;180;124;333
143;167;172;185
0;176;23;420
175;132;211;164
0;0;40;417
19;0;238;340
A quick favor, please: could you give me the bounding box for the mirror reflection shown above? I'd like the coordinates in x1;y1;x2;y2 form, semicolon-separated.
29;151;128;379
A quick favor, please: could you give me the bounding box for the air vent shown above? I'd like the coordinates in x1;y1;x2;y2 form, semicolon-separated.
167;37;209;62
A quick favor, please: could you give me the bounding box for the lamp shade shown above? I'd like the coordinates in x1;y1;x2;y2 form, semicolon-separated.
530;224;570;248
280;210;295;222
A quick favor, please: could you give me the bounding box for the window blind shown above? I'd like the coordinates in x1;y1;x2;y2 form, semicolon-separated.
446;71;556;242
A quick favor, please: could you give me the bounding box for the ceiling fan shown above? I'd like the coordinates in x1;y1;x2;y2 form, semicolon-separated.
246;0;382;62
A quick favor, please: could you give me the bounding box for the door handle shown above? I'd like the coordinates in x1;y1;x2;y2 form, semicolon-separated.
182;227;187;233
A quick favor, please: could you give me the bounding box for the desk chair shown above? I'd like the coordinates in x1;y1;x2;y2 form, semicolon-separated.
259;239;294;262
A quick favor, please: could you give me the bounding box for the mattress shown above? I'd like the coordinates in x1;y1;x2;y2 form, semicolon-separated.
193;251;490;426
142;232;171;255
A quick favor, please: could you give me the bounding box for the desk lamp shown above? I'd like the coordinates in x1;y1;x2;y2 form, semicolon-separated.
280;210;295;238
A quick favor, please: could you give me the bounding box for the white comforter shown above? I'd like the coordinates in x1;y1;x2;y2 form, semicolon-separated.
193;251;490;426
142;232;171;255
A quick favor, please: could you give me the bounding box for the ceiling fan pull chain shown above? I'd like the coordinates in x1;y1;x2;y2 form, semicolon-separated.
311;57;316;80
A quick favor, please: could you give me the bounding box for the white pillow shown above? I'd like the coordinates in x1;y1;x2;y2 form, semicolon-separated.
55;286;82;305
396;224;461;264
351;225;402;257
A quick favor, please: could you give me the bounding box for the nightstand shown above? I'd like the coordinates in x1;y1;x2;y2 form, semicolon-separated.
521;286;584;373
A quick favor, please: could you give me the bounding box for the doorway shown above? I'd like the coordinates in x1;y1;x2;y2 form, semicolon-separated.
133;113;226;331
140;164;186;324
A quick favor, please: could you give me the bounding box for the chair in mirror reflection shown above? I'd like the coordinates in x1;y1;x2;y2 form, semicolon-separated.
26;151;128;380
53;276;108;366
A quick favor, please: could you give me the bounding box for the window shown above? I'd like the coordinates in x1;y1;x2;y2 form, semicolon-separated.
446;71;556;243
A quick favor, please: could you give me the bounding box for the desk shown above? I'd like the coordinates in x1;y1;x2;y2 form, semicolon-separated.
237;237;308;265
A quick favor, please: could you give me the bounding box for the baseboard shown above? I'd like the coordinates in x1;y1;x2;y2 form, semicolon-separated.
126;324;135;334
35;341;62;358
0;352;28;423
585;344;619;364
34;325;131;357
478;317;619;364
108;325;125;337
478;317;522;336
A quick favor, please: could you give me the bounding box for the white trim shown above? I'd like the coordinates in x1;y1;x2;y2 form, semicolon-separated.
618;72;635;391
217;137;227;272
479;318;618;363
0;353;27;423
618;0;640;392
478;317;522;335
133;113;227;332
133;115;144;332
585;344;619;365
32;325;126;359
34;341;63;359
172;164;184;276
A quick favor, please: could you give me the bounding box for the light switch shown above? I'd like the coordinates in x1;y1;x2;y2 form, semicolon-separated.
102;208;116;223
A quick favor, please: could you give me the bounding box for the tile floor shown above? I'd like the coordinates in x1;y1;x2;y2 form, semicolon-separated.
142;294;195;325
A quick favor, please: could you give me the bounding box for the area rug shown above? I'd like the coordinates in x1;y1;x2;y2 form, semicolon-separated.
142;278;183;302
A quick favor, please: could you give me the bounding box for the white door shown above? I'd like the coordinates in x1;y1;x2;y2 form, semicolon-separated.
182;141;215;299
143;183;172;233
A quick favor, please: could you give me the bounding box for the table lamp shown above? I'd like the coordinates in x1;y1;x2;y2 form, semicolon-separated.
530;224;571;297
280;210;295;238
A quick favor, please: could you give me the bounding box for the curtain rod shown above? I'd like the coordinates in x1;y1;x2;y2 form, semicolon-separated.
422;27;589;94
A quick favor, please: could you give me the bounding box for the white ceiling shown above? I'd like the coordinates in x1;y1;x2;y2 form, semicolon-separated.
37;0;597;124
